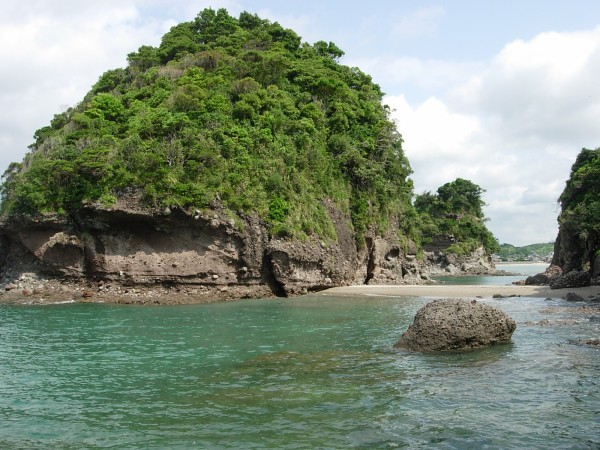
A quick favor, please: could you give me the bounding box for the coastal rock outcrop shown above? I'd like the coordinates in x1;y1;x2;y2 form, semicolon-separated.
549;270;591;290
0;203;498;301
394;299;516;352
523;264;562;286
0;199;428;299
550;148;600;282
423;244;496;277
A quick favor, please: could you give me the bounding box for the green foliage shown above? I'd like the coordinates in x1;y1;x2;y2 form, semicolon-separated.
414;178;499;255
267;197;289;224
557;147;600;269
0;8;414;245
314;41;345;60
498;242;554;261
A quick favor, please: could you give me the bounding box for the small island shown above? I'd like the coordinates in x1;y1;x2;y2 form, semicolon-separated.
0;8;598;303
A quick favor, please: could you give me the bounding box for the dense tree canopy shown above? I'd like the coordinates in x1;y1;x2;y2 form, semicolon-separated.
414;178;499;255
0;8;414;243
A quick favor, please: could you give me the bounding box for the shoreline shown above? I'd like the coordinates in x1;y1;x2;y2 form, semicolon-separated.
319;283;600;300
1;280;600;305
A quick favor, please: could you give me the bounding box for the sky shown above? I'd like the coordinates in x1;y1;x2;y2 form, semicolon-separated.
1;0;600;246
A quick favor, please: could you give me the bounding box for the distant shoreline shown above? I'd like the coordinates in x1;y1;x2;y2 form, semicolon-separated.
319;284;600;300
495;261;549;264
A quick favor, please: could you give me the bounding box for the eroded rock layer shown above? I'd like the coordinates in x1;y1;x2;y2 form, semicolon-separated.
0;201;429;299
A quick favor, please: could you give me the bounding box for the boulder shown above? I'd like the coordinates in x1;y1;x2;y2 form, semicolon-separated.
549;270;591;289
544;264;563;278
524;273;549;285
394;299;516;352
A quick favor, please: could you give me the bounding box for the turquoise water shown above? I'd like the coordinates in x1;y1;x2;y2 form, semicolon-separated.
435;262;548;286
1;293;599;449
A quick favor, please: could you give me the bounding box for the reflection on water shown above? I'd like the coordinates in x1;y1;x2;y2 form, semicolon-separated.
0;294;598;449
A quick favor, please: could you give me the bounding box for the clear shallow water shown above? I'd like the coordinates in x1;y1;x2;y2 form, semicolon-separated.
1;294;599;449
435;262;549;286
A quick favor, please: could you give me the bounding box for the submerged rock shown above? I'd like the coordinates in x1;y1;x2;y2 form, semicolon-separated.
394;299;516;352
563;292;585;302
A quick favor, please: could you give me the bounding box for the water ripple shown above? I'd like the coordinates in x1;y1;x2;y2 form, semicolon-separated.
0;296;598;448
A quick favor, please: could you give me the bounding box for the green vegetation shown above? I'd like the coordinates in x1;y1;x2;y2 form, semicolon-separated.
556;147;600;271
497;242;554;261
0;8;501;258
414;178;499;255
0;8;414;243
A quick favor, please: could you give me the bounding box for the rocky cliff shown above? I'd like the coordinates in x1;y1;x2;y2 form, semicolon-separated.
550;147;600;281
0;196;429;300
420;235;496;277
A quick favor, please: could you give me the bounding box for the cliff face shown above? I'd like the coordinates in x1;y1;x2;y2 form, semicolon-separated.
0;199;426;299
551;147;600;278
422;239;496;277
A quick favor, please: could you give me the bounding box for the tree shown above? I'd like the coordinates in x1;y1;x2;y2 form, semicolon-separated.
127;46;161;72
158;22;200;63
436;178;485;219
314;41;345;60
415;179;499;254
555;147;600;273
193;8;238;44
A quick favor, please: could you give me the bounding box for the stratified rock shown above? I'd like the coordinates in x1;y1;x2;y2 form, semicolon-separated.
0;200;421;300
394;299;516;352
422;245;496;278
549;270;591;289
544;264;563;278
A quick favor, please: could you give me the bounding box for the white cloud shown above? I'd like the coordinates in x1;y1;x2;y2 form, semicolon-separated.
386;27;600;246
350;56;482;97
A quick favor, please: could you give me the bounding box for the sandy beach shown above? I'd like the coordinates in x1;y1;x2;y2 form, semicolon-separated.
320;283;600;300
2;279;600;305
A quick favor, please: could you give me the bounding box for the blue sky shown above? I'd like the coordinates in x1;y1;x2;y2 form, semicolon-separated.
2;0;600;246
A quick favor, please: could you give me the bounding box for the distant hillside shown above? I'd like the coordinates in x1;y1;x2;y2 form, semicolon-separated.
497;242;554;261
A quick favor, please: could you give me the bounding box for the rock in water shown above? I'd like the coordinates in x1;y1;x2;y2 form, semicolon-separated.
394;299;516;352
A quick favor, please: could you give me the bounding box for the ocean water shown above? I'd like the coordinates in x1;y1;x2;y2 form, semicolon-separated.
1;291;599;449
435;262;549;286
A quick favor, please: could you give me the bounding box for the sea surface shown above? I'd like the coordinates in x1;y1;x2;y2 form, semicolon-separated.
434;262;549;286
1;272;599;448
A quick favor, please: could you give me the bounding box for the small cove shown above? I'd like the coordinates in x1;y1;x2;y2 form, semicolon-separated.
0;280;598;448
